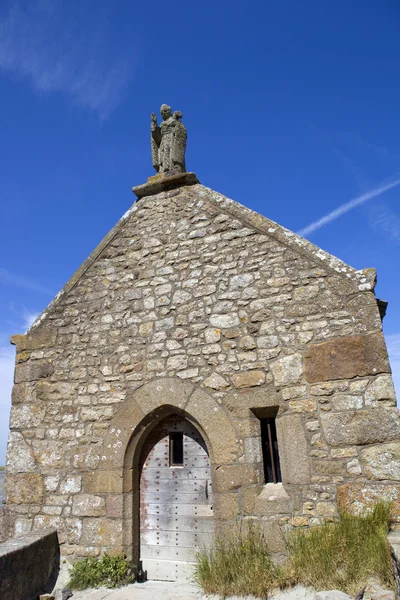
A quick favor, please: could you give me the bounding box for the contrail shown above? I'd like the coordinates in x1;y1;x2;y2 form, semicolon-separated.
297;176;400;237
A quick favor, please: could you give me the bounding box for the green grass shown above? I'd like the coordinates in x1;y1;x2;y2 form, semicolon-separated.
0;466;5;471
195;522;288;598
287;501;393;595
68;554;134;590
195;502;394;598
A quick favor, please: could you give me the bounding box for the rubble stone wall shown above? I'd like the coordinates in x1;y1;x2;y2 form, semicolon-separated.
3;183;399;559
0;508;5;543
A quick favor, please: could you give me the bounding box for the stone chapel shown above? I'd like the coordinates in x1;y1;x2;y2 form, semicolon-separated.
2;107;400;582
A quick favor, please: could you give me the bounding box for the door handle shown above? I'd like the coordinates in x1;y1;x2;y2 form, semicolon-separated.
205;481;209;499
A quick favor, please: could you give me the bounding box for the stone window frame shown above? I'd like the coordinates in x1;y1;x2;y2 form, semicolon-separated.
251;407;282;484
243;405;311;517
248;407;311;488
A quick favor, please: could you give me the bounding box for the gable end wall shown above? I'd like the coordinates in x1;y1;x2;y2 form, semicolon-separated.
3;183;399;558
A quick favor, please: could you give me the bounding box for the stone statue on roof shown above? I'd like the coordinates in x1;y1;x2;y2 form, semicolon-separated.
151;104;187;173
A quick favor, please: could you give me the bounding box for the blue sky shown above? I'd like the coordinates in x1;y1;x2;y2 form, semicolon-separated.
0;0;399;464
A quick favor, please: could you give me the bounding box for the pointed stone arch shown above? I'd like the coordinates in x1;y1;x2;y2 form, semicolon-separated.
96;378;239;561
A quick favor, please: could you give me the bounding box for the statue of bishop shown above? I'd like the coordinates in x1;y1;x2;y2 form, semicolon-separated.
151;104;187;173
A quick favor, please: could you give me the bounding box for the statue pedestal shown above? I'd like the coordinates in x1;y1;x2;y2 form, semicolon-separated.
132;171;199;199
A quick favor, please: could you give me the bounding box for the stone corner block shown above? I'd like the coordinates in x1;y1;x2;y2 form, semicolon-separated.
337;482;400;520
5;473;44;505
360;442;400;481
365;375;397;406
305;331;390;383
320;409;400;447
10;328;56;352
10;334;25;351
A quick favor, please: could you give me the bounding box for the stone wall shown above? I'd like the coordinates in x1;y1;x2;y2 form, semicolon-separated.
0;508;5;543
3;182;399;560
0;528;59;600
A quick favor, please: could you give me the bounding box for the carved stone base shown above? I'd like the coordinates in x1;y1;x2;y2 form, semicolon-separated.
132;171;199;199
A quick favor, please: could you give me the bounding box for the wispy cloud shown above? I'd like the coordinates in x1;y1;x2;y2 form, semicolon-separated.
387;334;400;405
298;176;400;237
0;267;55;295
22;312;39;331
333;132;400;162
330;147;371;193
368;204;400;245
0;0;134;119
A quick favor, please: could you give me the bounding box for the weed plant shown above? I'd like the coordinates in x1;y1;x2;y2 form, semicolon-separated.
195;521;287;598
68;553;134;589
287;501;393;595
195;502;394;598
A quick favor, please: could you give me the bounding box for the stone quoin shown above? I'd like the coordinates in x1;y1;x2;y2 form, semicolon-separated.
2;110;399;581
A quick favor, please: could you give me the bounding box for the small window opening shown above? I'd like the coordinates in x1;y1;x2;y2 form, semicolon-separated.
260;418;282;484
169;432;184;466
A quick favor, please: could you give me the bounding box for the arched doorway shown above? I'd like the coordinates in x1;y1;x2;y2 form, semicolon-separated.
139;414;214;582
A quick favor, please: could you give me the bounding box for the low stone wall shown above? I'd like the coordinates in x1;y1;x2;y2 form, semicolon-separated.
0;528;59;600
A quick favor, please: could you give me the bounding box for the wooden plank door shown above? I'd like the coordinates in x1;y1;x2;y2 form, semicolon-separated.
140;416;213;582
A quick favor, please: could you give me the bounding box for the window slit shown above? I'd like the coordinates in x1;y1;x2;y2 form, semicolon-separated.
260;418;282;484
169;432;184;466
